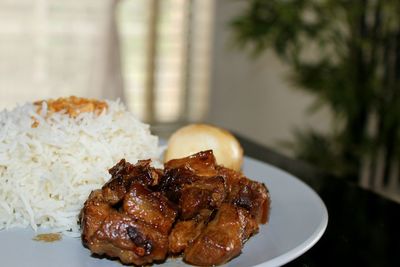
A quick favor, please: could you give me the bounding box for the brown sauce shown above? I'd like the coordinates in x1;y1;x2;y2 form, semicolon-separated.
33;233;62;242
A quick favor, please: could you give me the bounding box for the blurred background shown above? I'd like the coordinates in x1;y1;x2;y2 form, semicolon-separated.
1;0;400;202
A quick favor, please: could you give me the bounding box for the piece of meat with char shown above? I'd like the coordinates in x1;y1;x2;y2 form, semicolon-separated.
102;159;162;205
183;203;259;266
80;190;111;245
123;182;176;234
217;166;270;224
160;150;226;219
84;209;169;265
80;160;177;266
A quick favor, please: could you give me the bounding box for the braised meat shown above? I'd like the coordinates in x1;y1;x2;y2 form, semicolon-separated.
169;217;206;254
85;208;169;265
161;151;226;219
217;166;270;224
123;183;177;234
169;209;212;254
80;150;270;266
80;160;177;266
184;203;258;266
164;150;218;177
102;159;162;205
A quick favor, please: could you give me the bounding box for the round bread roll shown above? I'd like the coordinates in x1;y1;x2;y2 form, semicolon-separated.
164;124;243;171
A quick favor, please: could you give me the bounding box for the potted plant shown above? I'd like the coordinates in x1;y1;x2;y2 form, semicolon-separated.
232;0;400;186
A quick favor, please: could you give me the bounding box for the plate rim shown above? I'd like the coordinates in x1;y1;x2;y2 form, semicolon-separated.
243;156;328;267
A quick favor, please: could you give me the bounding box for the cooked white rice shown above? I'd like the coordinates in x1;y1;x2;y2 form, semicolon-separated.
0;99;161;237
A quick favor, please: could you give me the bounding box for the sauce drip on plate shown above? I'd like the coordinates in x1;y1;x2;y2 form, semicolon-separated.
33;233;62;243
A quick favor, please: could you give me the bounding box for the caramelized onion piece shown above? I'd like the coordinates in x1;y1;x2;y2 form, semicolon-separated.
34;96;108;118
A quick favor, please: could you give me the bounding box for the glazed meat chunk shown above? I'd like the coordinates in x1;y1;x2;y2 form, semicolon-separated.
123;183;176;234
164;150;218;177
85;210;169;265
160;151;226;219
184;203;259;266
80;190;112;244
169;210;212;254
80;159;177;266
102;159;162;205
218;166;270;224
169;218;205;254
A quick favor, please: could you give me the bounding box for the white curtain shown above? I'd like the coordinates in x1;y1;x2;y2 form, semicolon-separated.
0;0;124;109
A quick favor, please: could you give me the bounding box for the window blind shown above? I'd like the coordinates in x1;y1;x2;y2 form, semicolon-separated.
117;0;214;124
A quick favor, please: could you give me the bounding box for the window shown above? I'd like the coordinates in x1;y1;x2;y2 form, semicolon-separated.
0;0;120;107
117;0;214;124
0;0;214;125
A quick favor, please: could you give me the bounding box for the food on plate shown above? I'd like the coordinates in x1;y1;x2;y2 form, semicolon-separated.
0;96;160;236
80;160;177;265
164;124;244;171
80;150;270;266
34;96;108;118
33;233;62;242
32;96;108;127
1;96;270;266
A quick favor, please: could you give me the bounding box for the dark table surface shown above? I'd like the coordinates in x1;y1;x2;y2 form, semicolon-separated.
236;135;400;267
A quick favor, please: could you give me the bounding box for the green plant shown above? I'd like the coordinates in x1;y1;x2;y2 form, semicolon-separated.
232;0;400;182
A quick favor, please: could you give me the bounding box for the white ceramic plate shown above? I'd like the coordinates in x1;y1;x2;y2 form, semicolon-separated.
0;156;328;267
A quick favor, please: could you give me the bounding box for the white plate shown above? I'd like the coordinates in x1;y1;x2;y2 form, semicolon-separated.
0;156;328;267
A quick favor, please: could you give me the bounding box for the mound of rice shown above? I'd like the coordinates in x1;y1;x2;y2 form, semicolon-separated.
0;99;161;236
